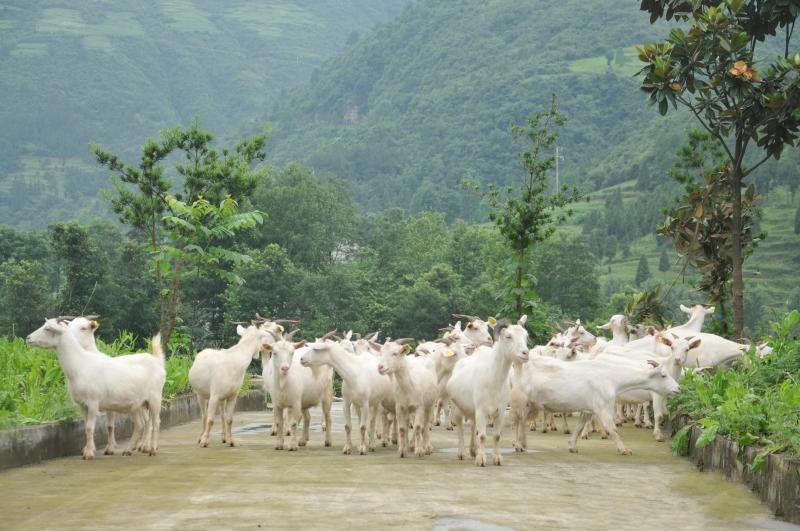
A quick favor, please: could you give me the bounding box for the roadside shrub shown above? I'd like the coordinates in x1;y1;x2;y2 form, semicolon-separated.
669;311;800;470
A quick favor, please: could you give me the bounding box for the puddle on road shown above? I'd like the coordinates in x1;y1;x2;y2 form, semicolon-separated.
433;517;516;531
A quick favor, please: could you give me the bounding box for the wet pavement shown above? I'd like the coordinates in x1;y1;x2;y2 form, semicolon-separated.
0;403;796;531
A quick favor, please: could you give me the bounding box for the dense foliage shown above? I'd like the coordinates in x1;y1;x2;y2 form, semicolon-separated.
0;1;406;227
670;311;800;469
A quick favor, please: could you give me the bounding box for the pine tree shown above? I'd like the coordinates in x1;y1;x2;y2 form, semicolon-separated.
635;255;651;287
658;247;670;272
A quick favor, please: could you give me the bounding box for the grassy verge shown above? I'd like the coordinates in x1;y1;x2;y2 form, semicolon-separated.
0;332;197;430
669;310;800;470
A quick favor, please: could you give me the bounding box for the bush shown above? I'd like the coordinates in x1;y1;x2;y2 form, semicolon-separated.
669;311;800;470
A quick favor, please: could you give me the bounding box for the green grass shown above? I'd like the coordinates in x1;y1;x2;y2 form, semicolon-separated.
568;47;642;77
0;337;77;429
0;332;196;429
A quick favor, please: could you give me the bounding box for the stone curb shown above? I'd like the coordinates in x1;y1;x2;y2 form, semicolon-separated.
671;415;800;524
0;389;267;470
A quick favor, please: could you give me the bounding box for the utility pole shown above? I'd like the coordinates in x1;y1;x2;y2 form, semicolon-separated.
554;145;564;192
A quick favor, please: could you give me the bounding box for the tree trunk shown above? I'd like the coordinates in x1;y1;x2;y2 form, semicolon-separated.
730;166;745;340
159;264;183;349
514;259;524;321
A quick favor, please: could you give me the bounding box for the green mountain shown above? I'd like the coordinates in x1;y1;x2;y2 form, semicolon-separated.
265;0;694;220
0;0;407;227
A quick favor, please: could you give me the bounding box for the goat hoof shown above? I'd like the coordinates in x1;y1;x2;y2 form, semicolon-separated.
104;449;115;456
569;447;578;453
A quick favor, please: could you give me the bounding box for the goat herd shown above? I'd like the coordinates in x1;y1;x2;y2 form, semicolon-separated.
24;304;760;466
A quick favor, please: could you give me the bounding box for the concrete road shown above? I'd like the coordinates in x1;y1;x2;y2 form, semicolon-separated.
0;404;791;531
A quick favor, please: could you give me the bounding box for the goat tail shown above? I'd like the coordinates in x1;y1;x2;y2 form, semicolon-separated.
151;332;166;366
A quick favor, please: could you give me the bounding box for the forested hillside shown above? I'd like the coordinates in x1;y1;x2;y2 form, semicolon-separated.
0;0;407;227
265;0;799;221
1;0;798;338
265;0;683;219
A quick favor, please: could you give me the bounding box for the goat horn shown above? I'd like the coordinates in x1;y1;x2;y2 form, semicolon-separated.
452;313;480;321
646;359;659;368
273;319;302;325
319;330;337;341
285;329;300;341
394;338;415;345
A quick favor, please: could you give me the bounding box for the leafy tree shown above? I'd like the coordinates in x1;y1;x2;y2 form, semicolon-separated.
0;260;52;337
625;284;670;327
637;0;800;338
532;236;600;318
658;130;764;322
466;94;582;319
0;226;51;263
222;244;304;325
92;121;268;345
249;163;356;270
49;222;109;317
157;194;264;344
635;255;652;287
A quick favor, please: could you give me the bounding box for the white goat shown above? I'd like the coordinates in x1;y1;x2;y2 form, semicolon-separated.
189;323;272;447
667;304;715;336
522;356;681;455
596;334;701;441
262;333;333;451
446;315;530;466
376;338;439;458
451;313;495;347
423;332;467;429
26;318;165;459
65;316;155;454
300;338;392;455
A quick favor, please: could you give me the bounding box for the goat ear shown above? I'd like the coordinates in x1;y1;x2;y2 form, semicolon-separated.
706;306;715;314
689;338;702;349
487;316;497;326
368;341;382;351
91;320;99;331
236;324;246;336
403;344;412;354
518;314;528;326
294;340;306;349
